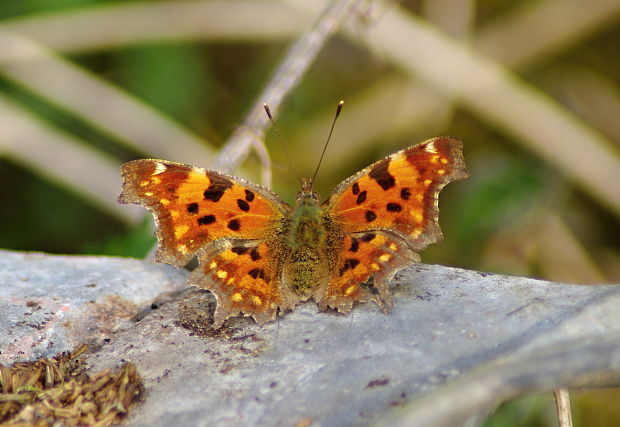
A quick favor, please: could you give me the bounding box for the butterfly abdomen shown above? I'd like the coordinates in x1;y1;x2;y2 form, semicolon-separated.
286;248;324;299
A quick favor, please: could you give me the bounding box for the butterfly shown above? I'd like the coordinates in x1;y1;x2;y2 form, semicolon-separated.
118;137;468;328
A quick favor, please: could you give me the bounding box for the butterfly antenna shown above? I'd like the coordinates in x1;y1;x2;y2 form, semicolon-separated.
310;100;344;186
263;103;302;187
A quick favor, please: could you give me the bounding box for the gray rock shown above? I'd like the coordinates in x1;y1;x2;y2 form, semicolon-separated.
0;250;187;363
2;250;619;426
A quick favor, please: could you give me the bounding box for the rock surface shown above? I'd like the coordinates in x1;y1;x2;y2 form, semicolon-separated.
0;250;187;364
1;250;619;426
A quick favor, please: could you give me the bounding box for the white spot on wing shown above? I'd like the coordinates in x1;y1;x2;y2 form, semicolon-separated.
425;141;438;153
153;162;167;175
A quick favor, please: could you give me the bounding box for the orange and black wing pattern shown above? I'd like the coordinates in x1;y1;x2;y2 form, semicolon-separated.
319;231;417;312
320;137;468;312
189;240;299;328
119;159;290;267
325;137;468;251
191;240;299;327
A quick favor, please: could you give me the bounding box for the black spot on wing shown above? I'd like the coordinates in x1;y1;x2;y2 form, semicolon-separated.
386;202;402;212
237;199;250;212
400;188;411;200
369;160;396;191
349;238;359;253
245;189;255;202
356;191;367;205
250;246;261;261
198;215;215;225
361;233;376;242
248;268;267;280
339;258;361;276
365;210;377;222
231;246;248;255
352;182;360;195
347;258;360;269
227;219;240;231
186;202;199;214
204;175;233;202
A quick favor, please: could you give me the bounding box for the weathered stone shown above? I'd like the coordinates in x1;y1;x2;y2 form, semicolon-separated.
2;250;619;426
0;250;187;363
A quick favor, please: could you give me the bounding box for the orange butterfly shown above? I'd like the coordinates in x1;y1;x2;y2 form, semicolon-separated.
119;137;468;327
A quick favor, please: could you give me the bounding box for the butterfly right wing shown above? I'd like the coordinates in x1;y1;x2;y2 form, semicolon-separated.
191;239;299;327
324;137;467;249
119;159;290;267
120;159;298;327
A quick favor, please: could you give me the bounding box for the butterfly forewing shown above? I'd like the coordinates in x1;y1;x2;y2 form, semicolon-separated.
325;137;468;251
119;159;290;267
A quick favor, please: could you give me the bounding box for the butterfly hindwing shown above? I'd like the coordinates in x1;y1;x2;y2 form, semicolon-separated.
119;159;290;266
191;240;298;327
319;231;418;312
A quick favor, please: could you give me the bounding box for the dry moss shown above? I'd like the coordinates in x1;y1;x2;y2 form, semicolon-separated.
0;345;143;426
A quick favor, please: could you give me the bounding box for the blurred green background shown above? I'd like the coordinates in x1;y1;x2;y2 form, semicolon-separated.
0;0;619;425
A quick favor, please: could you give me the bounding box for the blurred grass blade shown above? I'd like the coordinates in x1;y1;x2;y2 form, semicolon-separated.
422;0;475;39
181;0;620;188
2;0;616;77
534;210;607;284
214;0;361;172
0;92;139;222
0;31;214;165
0;0;307;53
293;0;475;179
475;0;620;68
543;67;620;145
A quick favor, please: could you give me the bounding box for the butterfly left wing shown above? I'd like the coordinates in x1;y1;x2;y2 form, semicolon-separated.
320;137;468;312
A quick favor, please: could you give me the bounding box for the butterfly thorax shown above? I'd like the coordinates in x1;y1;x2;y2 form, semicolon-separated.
288;190;325;248
283;187;328;299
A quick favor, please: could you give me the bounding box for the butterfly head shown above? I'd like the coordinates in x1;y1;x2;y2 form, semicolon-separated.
297;178;320;204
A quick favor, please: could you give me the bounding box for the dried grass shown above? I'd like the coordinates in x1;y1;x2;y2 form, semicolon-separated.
0;345;143;426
